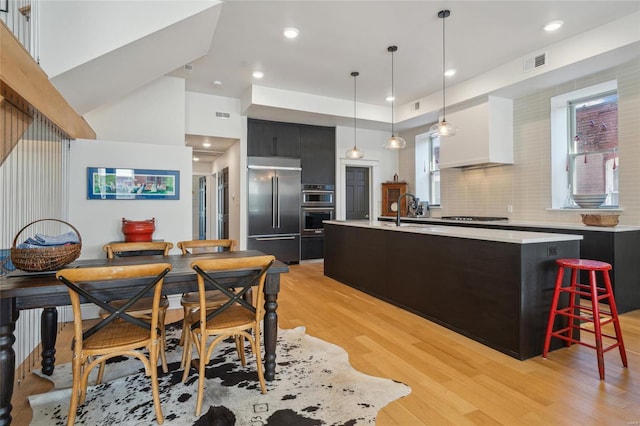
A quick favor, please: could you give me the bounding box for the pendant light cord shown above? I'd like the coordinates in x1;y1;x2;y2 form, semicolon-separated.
441;12;446;121
352;71;358;149
439;10;450;122
391;48;395;136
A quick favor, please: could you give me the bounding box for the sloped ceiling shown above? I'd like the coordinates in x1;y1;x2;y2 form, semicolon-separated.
48;3;222;115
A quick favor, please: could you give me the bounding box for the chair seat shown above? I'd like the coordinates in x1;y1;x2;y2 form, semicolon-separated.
83;319;153;351
98;295;170;374
188;305;255;332
99;296;169;316
180;290;227;308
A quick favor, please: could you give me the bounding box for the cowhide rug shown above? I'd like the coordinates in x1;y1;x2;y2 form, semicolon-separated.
29;325;411;425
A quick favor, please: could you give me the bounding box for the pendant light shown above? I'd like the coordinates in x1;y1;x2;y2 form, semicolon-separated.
345;71;364;159
429;9;456;137
384;46;406;150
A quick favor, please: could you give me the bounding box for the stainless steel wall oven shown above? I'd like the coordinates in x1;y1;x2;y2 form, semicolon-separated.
301;184;334;206
301;207;334;236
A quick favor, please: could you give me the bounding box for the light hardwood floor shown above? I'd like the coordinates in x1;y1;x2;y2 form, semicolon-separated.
10;262;640;425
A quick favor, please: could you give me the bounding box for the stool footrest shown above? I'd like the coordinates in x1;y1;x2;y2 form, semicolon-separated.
550;332;624;353
553;307;614;325
558;285;609;299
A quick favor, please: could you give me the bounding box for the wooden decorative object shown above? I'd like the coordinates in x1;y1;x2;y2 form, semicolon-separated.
381;182;408;217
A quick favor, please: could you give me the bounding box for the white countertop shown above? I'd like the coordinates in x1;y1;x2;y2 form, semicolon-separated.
326;220;583;244
378;216;640;233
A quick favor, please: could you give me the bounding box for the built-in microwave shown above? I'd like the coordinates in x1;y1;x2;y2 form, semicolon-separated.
301;207;334;236
301;184;334;206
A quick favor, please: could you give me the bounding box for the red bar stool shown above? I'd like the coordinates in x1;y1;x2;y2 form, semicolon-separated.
543;258;627;379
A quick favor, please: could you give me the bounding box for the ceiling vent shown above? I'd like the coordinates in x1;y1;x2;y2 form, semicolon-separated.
523;52;547;73
216;112;231;119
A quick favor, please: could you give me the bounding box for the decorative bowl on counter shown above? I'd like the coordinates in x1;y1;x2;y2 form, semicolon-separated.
581;214;619;227
572;193;607;208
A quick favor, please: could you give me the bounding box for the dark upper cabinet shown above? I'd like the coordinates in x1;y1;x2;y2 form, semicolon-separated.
248;119;300;158
300;125;335;185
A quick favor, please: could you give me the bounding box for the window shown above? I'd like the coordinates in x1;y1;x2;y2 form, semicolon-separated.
550;80;619;209
568;92;618;206
415;132;440;206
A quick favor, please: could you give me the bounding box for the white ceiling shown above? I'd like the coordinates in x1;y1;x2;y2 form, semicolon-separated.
46;1;639;161
173;0;639;161
170;1;639;108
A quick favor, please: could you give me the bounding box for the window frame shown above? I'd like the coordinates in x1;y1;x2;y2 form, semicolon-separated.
415;131;440;207
550;80;618;209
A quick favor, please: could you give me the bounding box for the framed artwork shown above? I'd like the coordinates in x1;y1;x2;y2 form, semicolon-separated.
0;0;8;13
87;167;180;200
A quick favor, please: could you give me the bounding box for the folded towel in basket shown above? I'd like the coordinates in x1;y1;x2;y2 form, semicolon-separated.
33;232;79;246
17;232;79;249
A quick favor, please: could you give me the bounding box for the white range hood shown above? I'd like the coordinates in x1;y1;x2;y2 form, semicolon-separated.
439;96;514;169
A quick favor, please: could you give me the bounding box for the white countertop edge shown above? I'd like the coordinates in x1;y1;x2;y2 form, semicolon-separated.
326;220;583;244
377;216;640;232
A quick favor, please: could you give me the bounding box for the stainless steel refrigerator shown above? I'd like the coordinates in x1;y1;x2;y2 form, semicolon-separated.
247;157;301;264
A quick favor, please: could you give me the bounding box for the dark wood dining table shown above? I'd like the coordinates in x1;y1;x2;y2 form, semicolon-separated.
0;250;289;425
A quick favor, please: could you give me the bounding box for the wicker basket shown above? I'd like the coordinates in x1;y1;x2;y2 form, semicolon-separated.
11;219;82;272
581;214;619;227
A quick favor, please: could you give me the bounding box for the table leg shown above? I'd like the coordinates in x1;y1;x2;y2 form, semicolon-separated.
0;297;18;426
263;292;278;381
40;308;57;376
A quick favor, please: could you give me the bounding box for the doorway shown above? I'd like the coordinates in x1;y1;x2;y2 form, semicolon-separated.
198;177;206;239
345;166;369;220
217;167;230;239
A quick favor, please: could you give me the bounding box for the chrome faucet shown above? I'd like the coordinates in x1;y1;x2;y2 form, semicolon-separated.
396;193;418;226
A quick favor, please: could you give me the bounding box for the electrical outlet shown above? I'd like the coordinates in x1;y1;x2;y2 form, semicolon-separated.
547;246;558;256
507;205;513;213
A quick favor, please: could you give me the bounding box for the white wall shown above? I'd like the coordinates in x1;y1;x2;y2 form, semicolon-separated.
186;92;242;138
84;76;186;145
335;126;399;219
212;141;241;245
68;139;193;259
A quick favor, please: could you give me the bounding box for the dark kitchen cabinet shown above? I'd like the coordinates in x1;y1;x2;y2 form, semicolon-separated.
300;125;335;185
301;236;324;260
248;119;300;158
377;216;640;314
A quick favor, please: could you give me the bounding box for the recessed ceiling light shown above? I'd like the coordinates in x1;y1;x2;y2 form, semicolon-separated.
203;142;211;148
283;27;299;39
544;20;564;32
193;157;200;162
386;96;395;102
212;80;222;87
444;68;457;77
252;71;264;79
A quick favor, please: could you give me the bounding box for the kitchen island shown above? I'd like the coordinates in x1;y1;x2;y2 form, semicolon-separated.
379;216;640;313
324;220;582;360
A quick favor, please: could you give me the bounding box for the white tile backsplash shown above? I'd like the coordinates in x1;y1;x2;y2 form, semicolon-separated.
436;59;640;226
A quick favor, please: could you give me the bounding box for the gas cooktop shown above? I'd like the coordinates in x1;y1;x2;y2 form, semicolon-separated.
441;216;509;222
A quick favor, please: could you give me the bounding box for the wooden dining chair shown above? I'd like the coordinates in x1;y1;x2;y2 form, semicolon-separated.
177;239;236;255
176;240;237;352
56;263;172;426
100;241;174;372
182;255;275;416
103;241;173;258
